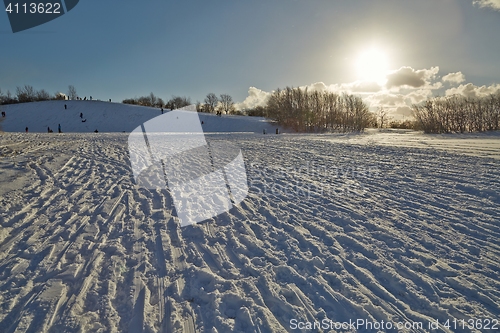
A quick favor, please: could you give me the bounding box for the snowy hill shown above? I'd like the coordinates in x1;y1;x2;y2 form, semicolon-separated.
0;100;281;134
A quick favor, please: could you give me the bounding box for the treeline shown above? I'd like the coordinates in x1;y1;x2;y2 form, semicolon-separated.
412;94;500;133
264;87;374;132
0;85;72;105
123;93;192;110
123;92;242;115
123;92;238;115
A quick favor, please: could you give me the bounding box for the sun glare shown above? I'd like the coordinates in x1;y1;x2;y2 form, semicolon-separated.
355;48;389;83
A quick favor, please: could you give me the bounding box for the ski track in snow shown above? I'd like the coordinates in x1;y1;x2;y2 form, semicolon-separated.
0;132;499;333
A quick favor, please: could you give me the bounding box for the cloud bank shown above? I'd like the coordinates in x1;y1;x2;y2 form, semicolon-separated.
445;83;500;98
442;72;466;84
473;0;500;11
386;67;440;89
234;87;271;110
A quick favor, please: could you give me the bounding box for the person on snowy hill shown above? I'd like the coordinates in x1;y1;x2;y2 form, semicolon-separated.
58;124;62;133
80;112;83;118
64;104;67;110
25;127;28;132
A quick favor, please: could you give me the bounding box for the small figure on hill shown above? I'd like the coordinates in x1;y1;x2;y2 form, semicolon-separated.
1;111;5;117
47;127;51;133
25;127;28;132
161;108;164;114
276;128;279;134
80;112;83;118
263;129;266;134
58;124;62;133
94;129;98;133
64;104;67;110
201;121;204;125
109;99;111;102
90;96;92;100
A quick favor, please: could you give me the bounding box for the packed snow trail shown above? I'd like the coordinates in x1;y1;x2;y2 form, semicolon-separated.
0;133;499;332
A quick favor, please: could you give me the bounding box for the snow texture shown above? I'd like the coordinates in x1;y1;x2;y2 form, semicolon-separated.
0;101;499;332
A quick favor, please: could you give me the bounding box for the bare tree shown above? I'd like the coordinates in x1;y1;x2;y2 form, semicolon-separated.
148;92;157;107
137;96;151;106
218;94;235;114
376;107;390;128
67;85;78;100
16;85;36;103
204;93;218;113
156;97;165;108
167;96;191;110
196;101;203;112
36;89;51;101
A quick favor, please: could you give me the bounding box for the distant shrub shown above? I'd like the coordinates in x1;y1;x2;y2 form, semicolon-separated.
412;94;500;133
122;93;166;108
389;120;420;130
246;106;267;117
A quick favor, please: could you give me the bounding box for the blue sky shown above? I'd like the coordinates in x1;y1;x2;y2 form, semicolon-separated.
1;0;500;116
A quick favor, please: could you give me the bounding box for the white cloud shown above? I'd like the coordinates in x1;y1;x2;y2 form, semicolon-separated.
336;81;382;93
445;83;500;98
473;0;500;11
395;106;413;117
366;93;406;107
405;89;433;104
442;72;466;84
234;87;271;110
386;66;440;89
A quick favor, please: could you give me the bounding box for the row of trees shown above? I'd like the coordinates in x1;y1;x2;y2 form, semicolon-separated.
412;94;500;133
123;92;239;115
264;87;374;132
1;86;61;105
0;85;78;105
122;93;192;110
199;93;236;114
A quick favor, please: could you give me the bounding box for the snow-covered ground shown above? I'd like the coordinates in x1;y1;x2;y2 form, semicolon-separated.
309;128;500;160
0;105;499;332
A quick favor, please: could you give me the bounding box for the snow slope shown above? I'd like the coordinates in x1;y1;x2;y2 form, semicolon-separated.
0;100;280;134
0;131;499;332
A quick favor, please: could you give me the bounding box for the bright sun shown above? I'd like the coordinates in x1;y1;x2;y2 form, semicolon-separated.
355;48;389;83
